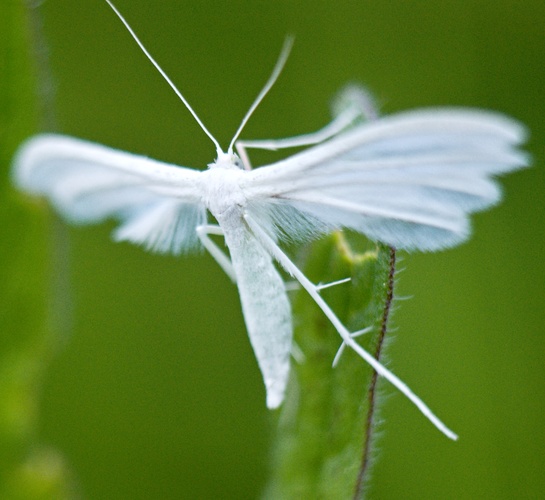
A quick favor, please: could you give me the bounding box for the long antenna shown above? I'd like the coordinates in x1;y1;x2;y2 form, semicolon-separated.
104;0;223;155
228;36;294;154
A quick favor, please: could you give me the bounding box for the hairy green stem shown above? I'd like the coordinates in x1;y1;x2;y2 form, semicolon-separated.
264;234;394;498
354;246;396;499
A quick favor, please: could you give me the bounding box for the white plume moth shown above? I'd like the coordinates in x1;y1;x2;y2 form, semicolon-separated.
12;1;528;440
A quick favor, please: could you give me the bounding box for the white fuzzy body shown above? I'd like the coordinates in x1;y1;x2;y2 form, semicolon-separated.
201;162;292;408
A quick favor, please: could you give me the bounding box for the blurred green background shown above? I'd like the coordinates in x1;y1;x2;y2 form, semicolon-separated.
2;0;545;498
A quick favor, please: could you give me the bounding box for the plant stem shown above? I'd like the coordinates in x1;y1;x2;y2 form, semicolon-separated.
264;235;394;498
354;246;396;499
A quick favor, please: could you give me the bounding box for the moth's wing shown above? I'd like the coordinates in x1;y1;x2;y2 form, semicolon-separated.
13;134;206;254
242;109;529;251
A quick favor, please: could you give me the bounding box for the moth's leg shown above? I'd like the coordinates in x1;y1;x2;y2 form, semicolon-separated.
316;277;351;292
236;85;378;169
236;105;365;170
243;212;458;440
291;341;305;364
196;225;236;283
332;326;373;367
331;84;379;123
284;281;300;292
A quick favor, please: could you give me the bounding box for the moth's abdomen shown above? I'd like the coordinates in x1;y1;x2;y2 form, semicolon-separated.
220;210;292;408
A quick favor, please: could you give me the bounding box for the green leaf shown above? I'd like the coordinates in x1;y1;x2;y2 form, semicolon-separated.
265;233;394;498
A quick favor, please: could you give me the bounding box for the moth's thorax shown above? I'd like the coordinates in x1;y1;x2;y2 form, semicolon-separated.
201;160;247;217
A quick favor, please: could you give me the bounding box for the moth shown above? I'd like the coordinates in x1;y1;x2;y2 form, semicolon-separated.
12;1;528;440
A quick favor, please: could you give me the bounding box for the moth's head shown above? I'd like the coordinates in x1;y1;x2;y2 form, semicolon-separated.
209;150;244;170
